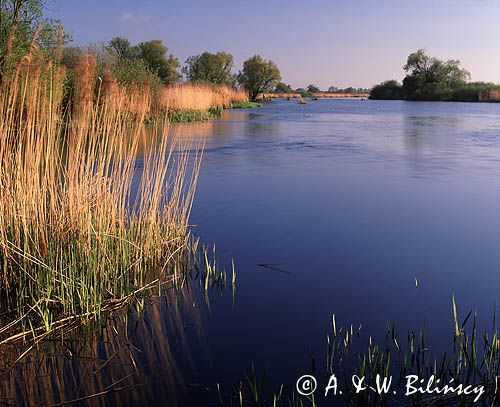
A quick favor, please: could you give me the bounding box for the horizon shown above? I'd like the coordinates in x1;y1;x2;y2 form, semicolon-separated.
46;0;500;90
43;0;500;89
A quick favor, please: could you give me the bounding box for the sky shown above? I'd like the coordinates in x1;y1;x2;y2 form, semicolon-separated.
46;0;500;90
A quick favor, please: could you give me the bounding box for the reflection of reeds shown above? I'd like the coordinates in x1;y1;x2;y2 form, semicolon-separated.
0;278;207;406
0;51;203;335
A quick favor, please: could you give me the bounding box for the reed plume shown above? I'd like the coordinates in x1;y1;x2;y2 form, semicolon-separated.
159;82;247;113
0;51;203;334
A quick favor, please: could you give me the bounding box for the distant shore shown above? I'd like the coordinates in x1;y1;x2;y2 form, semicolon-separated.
258;92;370;99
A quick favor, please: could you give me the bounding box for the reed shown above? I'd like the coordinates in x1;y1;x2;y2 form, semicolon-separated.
0;51;203;335
157;82;248;120
214;298;499;406
323;301;499;406
0;262;230;406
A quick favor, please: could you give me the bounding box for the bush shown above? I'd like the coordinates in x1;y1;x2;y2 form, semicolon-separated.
369;80;403;100
451;82;500;102
111;58;162;91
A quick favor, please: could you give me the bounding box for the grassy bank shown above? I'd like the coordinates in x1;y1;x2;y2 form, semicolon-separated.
0;51;204;337
167;107;222;122
158;82;249;122
229;100;263;108
76;56;251;124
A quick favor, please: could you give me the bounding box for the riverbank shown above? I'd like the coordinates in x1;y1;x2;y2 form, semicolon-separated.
152;82;252;123
0;51;208;338
370;51;500;102
369;85;500;102
258;92;369;99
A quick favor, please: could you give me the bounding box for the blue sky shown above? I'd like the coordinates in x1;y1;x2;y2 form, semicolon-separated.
46;0;500;89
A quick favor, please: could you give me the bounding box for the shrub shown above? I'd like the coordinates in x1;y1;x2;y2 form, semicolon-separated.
369;80;403;100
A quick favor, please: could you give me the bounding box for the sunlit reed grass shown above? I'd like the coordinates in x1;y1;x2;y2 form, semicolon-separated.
0;51;203;336
159;82;248;116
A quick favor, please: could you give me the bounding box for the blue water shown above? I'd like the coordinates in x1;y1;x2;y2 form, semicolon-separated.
23;98;499;405
178;98;500;402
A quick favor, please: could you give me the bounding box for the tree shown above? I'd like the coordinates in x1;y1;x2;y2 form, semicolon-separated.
0;0;43;82
136;40;180;84
111;58;161;89
274;82;293;93
307;84;320;93
328;86;338;93
402;49;470;100
183;51;234;85
163;53;181;84
238;55;281;100
107;36;136;60
369;80;403;100
295;87;314;98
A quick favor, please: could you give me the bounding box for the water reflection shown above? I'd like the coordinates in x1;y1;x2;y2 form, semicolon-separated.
403;114;468;177
4;100;500;405
0;280;208;406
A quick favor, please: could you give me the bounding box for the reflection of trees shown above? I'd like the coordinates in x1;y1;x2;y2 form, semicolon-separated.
243;119;279;139
403;115;461;174
0;281;207;406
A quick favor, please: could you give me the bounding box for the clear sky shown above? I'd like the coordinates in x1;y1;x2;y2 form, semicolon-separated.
46;0;500;90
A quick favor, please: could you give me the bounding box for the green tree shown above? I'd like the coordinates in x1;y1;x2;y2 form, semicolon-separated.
238;55;281;100
369;80;403;100
307;84;320;93
107;36;136;60
136;40;180;84
274;82;293;93
295;87;314;98
183;51;234;85
0;0;67;82
402;49;470;100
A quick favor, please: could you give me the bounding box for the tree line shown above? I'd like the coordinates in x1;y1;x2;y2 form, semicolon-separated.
273;83;369;97
103;37;284;101
370;49;500;101
0;1;284;101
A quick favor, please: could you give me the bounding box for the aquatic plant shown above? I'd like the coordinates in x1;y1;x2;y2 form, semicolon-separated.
167;107;223;123
0;246;232;406
323;297;499;405
0;50;203;338
229;100;263;109
158;82;248;118
214;297;499;406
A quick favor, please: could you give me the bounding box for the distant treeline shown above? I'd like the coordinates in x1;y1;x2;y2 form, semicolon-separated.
274;83;370;98
0;0;287;105
370;49;500;102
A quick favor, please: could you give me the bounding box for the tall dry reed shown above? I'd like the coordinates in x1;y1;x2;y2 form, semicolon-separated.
0;52;203;333
158;82;247;112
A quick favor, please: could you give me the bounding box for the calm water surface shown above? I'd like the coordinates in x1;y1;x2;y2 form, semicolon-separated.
179;99;500;403
16;99;499;405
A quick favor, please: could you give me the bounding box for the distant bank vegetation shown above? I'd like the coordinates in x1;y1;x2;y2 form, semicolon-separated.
258;92;369;99
370;49;500;102
268;82;370;99
0;0;290;122
63;39;254;120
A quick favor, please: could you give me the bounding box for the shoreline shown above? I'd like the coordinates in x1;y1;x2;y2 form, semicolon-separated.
258;92;370;99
